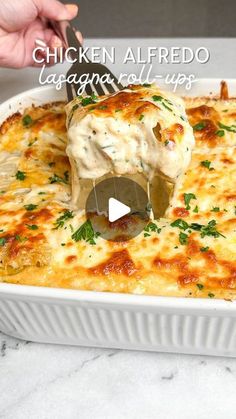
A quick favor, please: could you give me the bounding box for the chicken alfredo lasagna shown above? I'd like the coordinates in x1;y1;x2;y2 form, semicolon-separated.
0;82;236;300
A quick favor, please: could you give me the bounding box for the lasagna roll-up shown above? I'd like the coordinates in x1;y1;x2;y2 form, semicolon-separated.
66;84;195;205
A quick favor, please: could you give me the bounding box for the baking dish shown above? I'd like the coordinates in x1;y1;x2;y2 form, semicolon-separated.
1;80;236;357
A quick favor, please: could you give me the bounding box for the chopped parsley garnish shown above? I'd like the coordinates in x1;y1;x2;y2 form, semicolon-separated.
16;170;26;181
38;192;46;195
0;237;6;246
200;220;225;238
142;83;151;87
72;104;79;112
15;235;28;243
26;224;38;230
61;243;66;246
193;205;199;213
184;193;196;210
208;292;215;298
144;222;161;237
54;210;74;229
49;172;69;185
24;204;38;211
179;231;188;245
196;283;204;290
211;207;220;212
215;129;225;137
201;160;213;170
171;219;225;241
164;140;169;146
218;122;236;133
139;114;144;121
193;121;206;131
28;137;37;147
152;95;173;111
115;109;122;113
22;114;33;127
80;93;97;107
170;219;189;230
71;219;100;245
200;246;209;252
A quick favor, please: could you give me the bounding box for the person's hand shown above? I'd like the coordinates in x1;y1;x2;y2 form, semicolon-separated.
0;0;82;68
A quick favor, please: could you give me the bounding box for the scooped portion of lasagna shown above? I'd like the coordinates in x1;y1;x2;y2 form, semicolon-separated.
66;84;195;206
1;81;236;300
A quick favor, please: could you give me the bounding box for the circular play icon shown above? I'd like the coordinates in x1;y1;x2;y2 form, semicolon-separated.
85;177;150;241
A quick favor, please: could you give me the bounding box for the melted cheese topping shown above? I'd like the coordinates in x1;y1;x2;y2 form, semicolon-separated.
0;89;236;300
66;85;194;205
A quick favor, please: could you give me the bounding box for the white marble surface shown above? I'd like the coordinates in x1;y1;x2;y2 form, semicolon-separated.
1;38;236;418
1;331;236;419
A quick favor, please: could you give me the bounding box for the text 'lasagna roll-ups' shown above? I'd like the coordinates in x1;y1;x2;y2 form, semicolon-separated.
65;84;195;205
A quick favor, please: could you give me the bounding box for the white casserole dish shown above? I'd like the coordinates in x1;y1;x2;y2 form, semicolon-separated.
1;80;236;357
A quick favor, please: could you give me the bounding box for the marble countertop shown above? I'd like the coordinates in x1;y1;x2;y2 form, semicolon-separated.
1;38;236;418
1;330;236;419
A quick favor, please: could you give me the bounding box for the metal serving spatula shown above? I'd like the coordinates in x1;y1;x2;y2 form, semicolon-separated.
49;20;123;100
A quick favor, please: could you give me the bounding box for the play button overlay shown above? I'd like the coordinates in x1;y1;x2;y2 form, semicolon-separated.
85;176;150;242
108;198;131;222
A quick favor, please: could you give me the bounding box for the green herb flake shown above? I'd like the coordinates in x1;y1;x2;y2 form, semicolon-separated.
80;94;97;107
184;193;196;210
215;129;225;137
115;109;122;113
164;140;169;146
26;224;38;230
22;114;33;127
193;121;206;131
200;220;225;239
179;232;188;245
162;102;172;111
201;160;212;170
38;192;46;195
24;204;38;211
218;121;236;133
152;95;173;111
211;207;220;212
139;114;144;121
61;243;66;246
72;219;100;245
28;137;37;147
16;170;26;181
171;219;225;240
54;210;74;230
0;237;6;246
208;292;215;298
196;283;204;290
49;172;69;185
170;219;189;230
15;234;28;243
193;205;199;213
144;222;161;236
142;83;151;87
200;246;209;252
